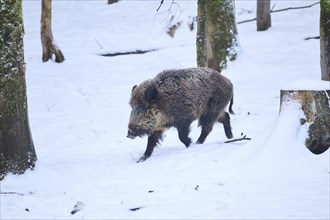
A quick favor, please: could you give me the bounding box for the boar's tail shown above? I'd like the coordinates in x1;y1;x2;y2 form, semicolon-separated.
229;97;234;115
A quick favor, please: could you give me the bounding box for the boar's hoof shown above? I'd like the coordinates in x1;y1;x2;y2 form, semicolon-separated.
137;155;149;163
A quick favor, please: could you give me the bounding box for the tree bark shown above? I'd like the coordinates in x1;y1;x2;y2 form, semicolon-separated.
0;0;37;180
280;90;330;154
320;0;330;81
41;0;64;63
257;0;271;31
196;0;238;71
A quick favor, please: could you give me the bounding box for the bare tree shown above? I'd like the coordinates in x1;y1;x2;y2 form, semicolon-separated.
257;0;271;31
320;0;330;81
0;0;37;180
41;0;64;63
196;0;238;71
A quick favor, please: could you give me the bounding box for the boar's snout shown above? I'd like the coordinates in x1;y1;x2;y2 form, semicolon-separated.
127;128;136;139
127;123;137;139
127;122;153;139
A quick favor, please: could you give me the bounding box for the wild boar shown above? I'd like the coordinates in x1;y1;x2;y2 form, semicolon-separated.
127;67;234;162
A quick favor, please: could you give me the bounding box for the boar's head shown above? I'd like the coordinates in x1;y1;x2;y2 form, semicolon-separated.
127;81;162;139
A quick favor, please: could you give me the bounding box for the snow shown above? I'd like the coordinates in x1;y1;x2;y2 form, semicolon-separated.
1;0;329;219
283;79;330;90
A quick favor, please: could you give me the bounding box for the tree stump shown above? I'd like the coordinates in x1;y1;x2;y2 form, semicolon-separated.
280;90;330;154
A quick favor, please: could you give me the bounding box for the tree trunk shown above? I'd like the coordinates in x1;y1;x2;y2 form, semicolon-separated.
0;0;37;180
280;90;330;154
320;0;330;81
41;0;64;63
257;0;271;31
196;0;238;71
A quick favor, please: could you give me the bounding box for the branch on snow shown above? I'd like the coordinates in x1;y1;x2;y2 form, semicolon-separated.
101;49;159;57
271;1;319;13
224;135;251;143
1;192;25;196
238;2;320;25
238;18;256;25
305;36;320;40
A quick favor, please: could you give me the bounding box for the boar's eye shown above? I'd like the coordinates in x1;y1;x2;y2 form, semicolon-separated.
136;105;148;114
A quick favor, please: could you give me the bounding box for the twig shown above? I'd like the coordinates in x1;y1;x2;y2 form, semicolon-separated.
156;0;164;11
238;1;319;24
130;206;143;212
71;201;85;215
1;192;24;196
224;135;251;143
94;38;103;49
101;49;159;57
305;36;320;40
271;3;277;12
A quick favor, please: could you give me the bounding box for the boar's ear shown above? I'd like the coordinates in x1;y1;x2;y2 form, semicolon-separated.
131;85;137;93
145;84;159;104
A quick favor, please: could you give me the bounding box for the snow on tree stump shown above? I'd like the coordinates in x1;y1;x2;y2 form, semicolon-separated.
280;90;330;154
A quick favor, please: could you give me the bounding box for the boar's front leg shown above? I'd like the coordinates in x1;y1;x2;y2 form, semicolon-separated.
137;131;163;163
176;120;192;147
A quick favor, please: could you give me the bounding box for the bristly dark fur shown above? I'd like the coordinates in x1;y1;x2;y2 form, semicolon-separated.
128;67;234;162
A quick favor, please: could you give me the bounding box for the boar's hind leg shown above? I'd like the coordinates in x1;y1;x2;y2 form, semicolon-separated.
218;111;233;139
176;120;192;147
137;131;163;163
196;120;215;144
196;110;220;144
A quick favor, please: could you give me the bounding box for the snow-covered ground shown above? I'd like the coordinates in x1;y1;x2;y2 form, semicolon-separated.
1;0;329;219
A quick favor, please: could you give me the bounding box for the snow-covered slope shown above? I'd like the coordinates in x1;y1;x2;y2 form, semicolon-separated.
1;1;329;219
